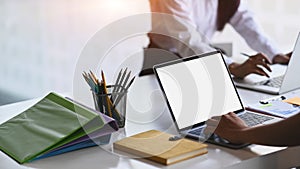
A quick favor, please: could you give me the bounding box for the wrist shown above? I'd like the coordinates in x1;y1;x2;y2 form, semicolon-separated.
235;127;255;144
272;53;289;64
272;54;280;63
237;128;249;143
228;63;240;77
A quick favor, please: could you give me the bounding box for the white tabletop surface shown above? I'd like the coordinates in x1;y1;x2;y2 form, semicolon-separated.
0;75;299;169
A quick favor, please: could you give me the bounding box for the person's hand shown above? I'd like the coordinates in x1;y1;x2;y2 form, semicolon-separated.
272;52;292;65
205;112;249;144
229;53;272;78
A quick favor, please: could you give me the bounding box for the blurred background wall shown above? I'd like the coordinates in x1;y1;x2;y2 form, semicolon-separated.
0;0;299;105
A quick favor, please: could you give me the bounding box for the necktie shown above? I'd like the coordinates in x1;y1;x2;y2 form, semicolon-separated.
217;0;241;31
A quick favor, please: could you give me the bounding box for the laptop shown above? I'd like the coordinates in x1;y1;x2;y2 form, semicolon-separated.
153;51;282;149
234;33;300;94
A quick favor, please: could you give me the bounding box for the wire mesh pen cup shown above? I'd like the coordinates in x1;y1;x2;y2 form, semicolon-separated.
92;85;127;128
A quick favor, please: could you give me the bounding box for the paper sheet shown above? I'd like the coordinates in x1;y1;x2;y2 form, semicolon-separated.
283;97;300;106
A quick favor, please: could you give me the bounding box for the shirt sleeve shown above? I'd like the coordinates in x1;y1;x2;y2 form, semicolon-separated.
150;0;215;57
229;2;282;60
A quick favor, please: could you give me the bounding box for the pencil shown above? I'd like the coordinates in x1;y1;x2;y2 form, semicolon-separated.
89;70;100;85
112;69;123;101
122;71;131;88
114;67;128;94
83;72;97;93
101;70;113;117
112;68;123;93
114;76;135;106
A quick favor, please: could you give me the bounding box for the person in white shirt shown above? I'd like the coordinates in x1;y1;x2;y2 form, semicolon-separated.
141;0;291;78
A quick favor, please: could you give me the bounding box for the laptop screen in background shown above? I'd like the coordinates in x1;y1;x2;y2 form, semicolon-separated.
155;52;243;130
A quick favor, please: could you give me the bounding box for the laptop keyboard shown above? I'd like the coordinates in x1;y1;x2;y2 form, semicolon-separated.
258;75;284;88
238;112;274;127
188;112;274;137
188;128;204;136
186;112;275;148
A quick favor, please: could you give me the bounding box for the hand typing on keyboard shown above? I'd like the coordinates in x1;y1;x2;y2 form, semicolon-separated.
205;112;249;144
228;53;272;78
205;112;300;146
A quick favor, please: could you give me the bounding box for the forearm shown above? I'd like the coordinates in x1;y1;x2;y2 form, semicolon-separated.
239;113;300;146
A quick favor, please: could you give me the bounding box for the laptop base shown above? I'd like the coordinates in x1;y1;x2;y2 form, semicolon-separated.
186;134;250;149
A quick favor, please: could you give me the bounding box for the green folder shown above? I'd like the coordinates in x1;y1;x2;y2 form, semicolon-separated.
0;92;112;163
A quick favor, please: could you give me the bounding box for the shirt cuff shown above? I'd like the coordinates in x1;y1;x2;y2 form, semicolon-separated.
223;55;234;66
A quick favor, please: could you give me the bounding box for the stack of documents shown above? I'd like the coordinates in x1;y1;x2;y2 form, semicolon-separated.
0;92;118;163
247;97;300;118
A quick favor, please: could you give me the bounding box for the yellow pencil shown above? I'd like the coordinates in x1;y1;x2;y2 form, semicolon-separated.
101;70;113;117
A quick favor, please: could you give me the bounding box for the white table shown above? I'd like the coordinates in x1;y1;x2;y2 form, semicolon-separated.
1;75;299;169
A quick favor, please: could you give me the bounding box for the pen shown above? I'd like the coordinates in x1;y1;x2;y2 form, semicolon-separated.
259;95;286;104
240;52;251;57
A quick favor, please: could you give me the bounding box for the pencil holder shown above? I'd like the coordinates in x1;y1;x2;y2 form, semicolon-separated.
92;85;127;128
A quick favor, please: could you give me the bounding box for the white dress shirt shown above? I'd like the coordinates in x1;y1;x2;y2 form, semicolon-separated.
149;0;282;65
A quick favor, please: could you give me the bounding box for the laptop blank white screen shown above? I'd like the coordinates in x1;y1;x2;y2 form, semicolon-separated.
155;53;243;129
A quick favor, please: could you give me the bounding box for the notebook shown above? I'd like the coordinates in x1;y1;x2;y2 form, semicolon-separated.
234;32;300;94
153;51;282;149
113;130;207;165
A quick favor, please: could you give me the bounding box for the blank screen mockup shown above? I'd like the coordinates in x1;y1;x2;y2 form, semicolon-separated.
155;53;243;129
